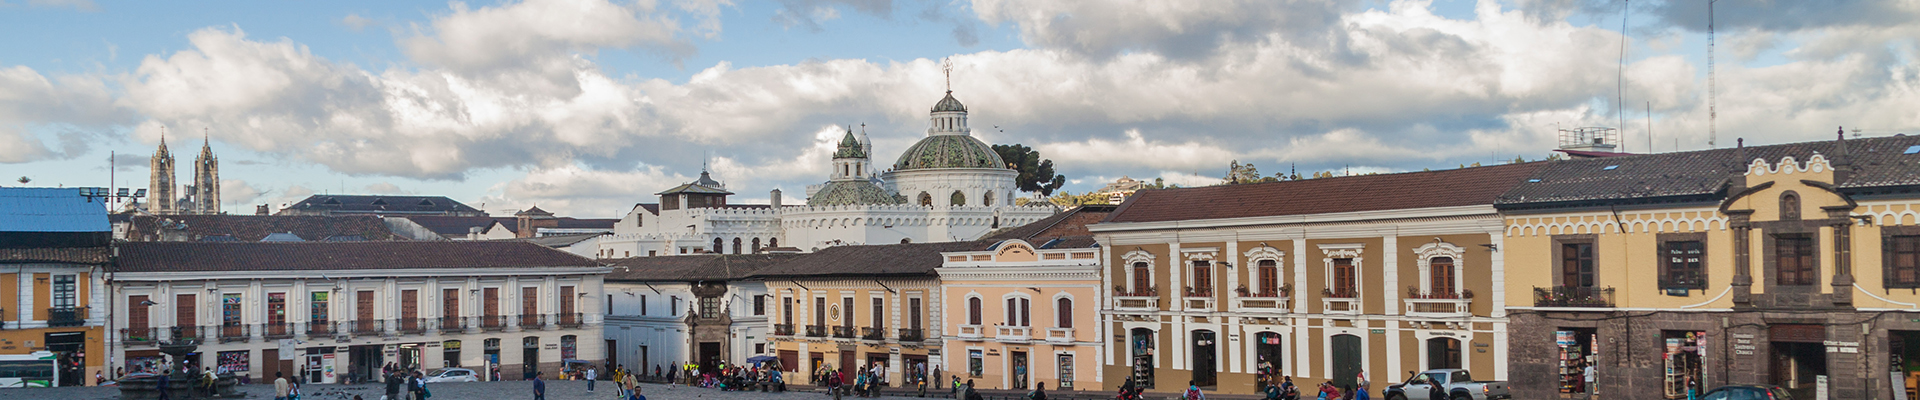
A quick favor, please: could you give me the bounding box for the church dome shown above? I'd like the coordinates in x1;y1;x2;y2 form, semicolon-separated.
807;180;903;206
931;92;967;113
892;134;1006;171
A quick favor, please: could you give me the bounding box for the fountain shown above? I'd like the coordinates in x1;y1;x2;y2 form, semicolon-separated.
118;328;243;399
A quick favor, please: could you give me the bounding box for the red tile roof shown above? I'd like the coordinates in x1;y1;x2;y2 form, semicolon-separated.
125;215;402;242
0;247;110;264
1104;162;1544;223
115;241;600;273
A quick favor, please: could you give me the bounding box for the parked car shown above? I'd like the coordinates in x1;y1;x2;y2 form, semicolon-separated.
1383;369;1510;400
1699;385;1793;400
422;368;479;383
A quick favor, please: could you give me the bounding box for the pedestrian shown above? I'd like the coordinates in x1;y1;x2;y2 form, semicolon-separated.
1352;383;1370;400
413;371;430;400
623;367;641;398
385;370;403;400
963;379;982;400
157;368;173;400
587;365;598;392
1341;384;1355;400
1583;361;1596;397
1028;381;1047;400
667;362;678;388
533;373;547;400
630;384;647;400
274;371;290;400
1184;380;1205;400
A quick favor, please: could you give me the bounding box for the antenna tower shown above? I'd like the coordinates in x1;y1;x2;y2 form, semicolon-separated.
1617;0;1629;152
1707;0;1718;148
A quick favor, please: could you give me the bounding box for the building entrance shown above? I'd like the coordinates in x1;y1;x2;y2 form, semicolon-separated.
46;331;85;387
1330;334;1361;389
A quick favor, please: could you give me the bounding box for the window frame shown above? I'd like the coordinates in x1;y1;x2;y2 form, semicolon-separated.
1775;233;1817;286
1658;233;1708;290
1885;228;1920;289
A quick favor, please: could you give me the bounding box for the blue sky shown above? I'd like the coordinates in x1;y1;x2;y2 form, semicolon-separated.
2;0;1916;217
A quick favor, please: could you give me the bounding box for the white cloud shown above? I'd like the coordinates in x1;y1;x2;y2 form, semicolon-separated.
220;179;266;208
0;65;129;163
341;14;375;31
401;0;698;74
364;182;413;194
479;163;694;218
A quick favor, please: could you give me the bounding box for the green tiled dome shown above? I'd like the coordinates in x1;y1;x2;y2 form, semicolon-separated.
833;130;867;159
892;134;1006;170
807;180;903;206
931;92;967;113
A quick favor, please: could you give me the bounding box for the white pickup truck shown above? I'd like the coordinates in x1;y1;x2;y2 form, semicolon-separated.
1381;369;1511;400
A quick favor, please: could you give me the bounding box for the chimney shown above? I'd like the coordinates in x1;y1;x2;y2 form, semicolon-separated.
468;226;483;240
255;204;269;215
770;189;783;208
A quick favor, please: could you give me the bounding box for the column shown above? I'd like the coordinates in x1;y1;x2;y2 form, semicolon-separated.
1728;212;1753;305
1225;240;1239;374
1830;211;1855;305
1383;235;1398;315
506;277;522;332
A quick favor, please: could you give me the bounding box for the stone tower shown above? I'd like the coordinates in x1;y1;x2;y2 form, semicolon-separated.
149;130;176;214
193;135;219;214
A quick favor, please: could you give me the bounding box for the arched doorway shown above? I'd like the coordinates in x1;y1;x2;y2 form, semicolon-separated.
1331;334;1362;388
1192;330;1217;387
1427;337;1462;370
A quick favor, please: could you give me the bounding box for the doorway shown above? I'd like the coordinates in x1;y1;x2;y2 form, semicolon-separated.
1255;332;1283;387
523;337;541;380
46;331;84;387
1130;328;1155;388
699;342;722;373
1427;337;1462;370
350;345;382;384
1191;330;1217;387
1011;351;1029;390
1771;342;1827;400
1331;334;1362;389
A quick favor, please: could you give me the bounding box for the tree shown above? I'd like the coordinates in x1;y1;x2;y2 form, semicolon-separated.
992;144;1066;196
1045;191;1111;207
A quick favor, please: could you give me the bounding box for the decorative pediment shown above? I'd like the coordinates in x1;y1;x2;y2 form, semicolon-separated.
1318;243;1363;259
1243;246;1286;262
1413;242;1466;261
1122;249;1157;264
1747;154;1831;176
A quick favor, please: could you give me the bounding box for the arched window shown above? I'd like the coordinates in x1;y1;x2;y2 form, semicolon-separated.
712;238;724;254
967;297;982;325
919;192;932;206
983;191;996;207
751;238;761;253
900;238;911;244
732;238;743;254
1132;262;1151;294
1056;297;1073;328
769;238;778;249
1256;259;1280;297
1430;257;1456;296
1005;297;1030;327
951;191;966;207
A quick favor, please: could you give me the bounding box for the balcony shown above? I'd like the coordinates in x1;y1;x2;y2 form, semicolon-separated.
1533;286;1615;308
48;306;88;327
122;327;158;345
1045;327;1074;344
480;315;506;332
1404;287;1473;318
860;326;887;341
519;314;545;329
1184;287;1216;311
831;325;856;339
438;316;464;332
307;320;333;338
1111;287;1161;311
352;320;380;336
264;322;294;339
557;313;583;329
170;326;202;344
1321;288;1360;315
805;324;827;337
897;328;924;342
995;325;1031;342
399;318;426;335
218;324;247;343
774;324;795;336
957;324;984;339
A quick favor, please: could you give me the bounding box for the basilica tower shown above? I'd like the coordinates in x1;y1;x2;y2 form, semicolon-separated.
149;131;176;214
193;135;219;214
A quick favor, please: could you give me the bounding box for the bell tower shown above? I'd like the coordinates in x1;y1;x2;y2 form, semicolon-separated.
193;132;220;214
149;128;176;214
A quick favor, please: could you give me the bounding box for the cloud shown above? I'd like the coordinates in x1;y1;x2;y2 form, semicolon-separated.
26;0;96;12
971;0;1351;61
1037;129;1234;172
340;14;375;31
0;65;131;163
364;182;413;194
478;163;695;218
220;179;266;207
772;0;893;31
400;0;700;75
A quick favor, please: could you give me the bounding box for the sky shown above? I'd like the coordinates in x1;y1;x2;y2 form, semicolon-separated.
2;0;1918;218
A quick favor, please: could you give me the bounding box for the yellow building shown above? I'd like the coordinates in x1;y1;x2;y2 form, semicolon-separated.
1498;135;1920;399
1;187;113;387
761;241;973;388
1091;164;1541;395
938;205;1111;392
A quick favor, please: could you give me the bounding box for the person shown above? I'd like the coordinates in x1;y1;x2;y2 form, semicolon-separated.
1583;361;1596;397
629;384;647;400
667;362;678;388
385;370;403;400
1028;381;1048;400
1427;378;1444;400
1352;383;1369;400
289;378;302;400
1264;381;1282;400
533;373;547;400
274;371;290;400
414;371;430;400
951;375;962;397
964;379;983;400
932;366;942;390
1184;380;1205;400
202;367;217;396
1341;384;1356;400
586;366;598;392
1117;377;1138;400
625;366;642;398
1318;382;1338;400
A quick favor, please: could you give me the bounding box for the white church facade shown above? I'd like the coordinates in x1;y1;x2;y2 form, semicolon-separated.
594;91;1057;258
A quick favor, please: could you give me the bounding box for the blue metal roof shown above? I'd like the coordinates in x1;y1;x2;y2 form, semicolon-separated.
0;188;110;233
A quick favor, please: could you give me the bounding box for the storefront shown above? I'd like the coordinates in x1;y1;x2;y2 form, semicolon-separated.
1254;332;1282;388
1662;331;1706;399
443;341;462;368
217;350;250;381
1556;328;1596;395
304;347;336;384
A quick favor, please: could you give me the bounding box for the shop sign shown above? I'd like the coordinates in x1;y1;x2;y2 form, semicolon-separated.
1824;341;1859;354
1369;329;1385;335
1555;331;1575;346
1733;334;1756;356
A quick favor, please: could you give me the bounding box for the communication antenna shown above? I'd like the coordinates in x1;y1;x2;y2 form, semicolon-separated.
1707;0;1719;148
1617;0;1629;152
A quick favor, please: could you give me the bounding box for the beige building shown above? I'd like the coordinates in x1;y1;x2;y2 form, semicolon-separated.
1091;164;1541;395
760;241;970;387
938;205;1112;392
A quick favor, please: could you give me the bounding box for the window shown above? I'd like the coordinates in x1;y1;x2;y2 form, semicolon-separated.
1561;243;1595;287
129;295;150;331
1331;258;1357;297
1663;241;1706;289
1777;235;1816;285
1781;192;1801;220
1056;298;1073;328
754;295;766;315
713;238;724;254
1190;260;1212;296
639;295;647;316
1131;262;1151;294
841;297;854;327
1429;257;1456;296
446;289;462;320
176;294;197;328
559;286;575;315
769;238;777;248
699;297;720;317
51;275;76;309
919;192;932;206
782;297;794;326
752;238;762;253
755;343;766;354
222;293;242;328
968;349;984;376
909;298;923;329
1890;235;1920;288
671;296;681;317
733;238;743;254
813;297;825;324
1005;297;1030;327
607;294;613;314
1257;259;1279;296
870;298;883;329
267;292;287;326
967;297;982;325
951;191;966;206
522;287;540;319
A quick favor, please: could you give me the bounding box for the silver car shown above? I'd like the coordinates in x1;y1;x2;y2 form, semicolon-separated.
422;368;479;383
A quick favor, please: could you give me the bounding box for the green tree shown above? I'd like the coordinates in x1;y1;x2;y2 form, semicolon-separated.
992;144;1067;196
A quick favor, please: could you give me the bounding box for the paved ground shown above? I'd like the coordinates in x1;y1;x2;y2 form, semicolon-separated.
9;381;1032;400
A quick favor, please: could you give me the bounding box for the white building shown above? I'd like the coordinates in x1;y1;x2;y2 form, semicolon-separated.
595;91;1057;259
601;253;795;377
110;241;609;383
